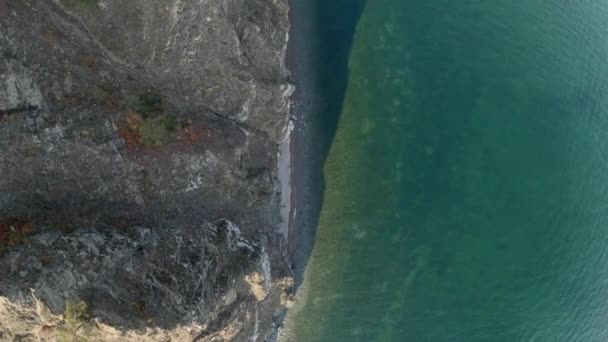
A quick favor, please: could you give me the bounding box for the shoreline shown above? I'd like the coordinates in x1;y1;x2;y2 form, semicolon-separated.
276;0;322;340
277;0;368;338
281;0;308;264
278;120;294;247
274;2;300;340
278;2;298;254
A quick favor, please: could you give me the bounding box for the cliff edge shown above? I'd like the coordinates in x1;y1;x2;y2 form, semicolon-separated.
0;0;294;341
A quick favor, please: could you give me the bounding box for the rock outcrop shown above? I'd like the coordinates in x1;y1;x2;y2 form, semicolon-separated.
0;0;293;341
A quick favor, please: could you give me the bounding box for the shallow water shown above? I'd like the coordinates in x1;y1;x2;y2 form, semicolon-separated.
287;1;608;341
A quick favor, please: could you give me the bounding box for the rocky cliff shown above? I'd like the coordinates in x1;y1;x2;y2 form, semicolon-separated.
0;0;294;341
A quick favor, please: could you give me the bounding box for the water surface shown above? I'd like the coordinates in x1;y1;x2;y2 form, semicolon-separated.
287;1;608;341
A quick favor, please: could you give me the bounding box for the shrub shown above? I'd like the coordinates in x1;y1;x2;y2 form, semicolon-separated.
161;115;179;132
134;93;163;117
139;117;168;147
92;88;112;105
122;92;164;116
57;299;92;342
64;300;89;324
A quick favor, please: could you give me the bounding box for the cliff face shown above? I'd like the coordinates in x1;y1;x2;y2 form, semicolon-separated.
0;0;293;341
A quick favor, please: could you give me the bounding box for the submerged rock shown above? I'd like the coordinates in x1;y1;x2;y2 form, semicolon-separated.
0;0;293;340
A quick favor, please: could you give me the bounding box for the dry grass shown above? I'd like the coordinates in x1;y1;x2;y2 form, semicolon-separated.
0;294;203;341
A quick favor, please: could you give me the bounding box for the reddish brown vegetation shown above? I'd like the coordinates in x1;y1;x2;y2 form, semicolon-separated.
117;109;144;150
82;54;97;68
0;224;6;241
44;29;62;44
177;124;210;145
0;219;35;255
116;107;215;154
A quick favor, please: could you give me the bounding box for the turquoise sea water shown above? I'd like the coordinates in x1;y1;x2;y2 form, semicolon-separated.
286;1;608;341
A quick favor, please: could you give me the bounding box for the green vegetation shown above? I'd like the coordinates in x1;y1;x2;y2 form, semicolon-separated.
161;115;179;131
57;299;94;342
130;299;146;314
126;92;163;117
92;87;112;105
139;93;163;114
122;95;140;111
139;117;168;147
64;300;89;323
118;92;185;148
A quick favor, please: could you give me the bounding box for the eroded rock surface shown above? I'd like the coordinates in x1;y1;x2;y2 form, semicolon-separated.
0;0;293;341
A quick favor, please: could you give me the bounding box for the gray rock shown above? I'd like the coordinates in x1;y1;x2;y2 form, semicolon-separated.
0;0;293;340
0;220;293;341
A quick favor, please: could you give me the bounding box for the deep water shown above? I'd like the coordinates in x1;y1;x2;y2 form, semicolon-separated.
287;0;608;341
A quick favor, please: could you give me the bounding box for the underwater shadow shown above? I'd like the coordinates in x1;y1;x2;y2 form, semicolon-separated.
288;0;367;287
